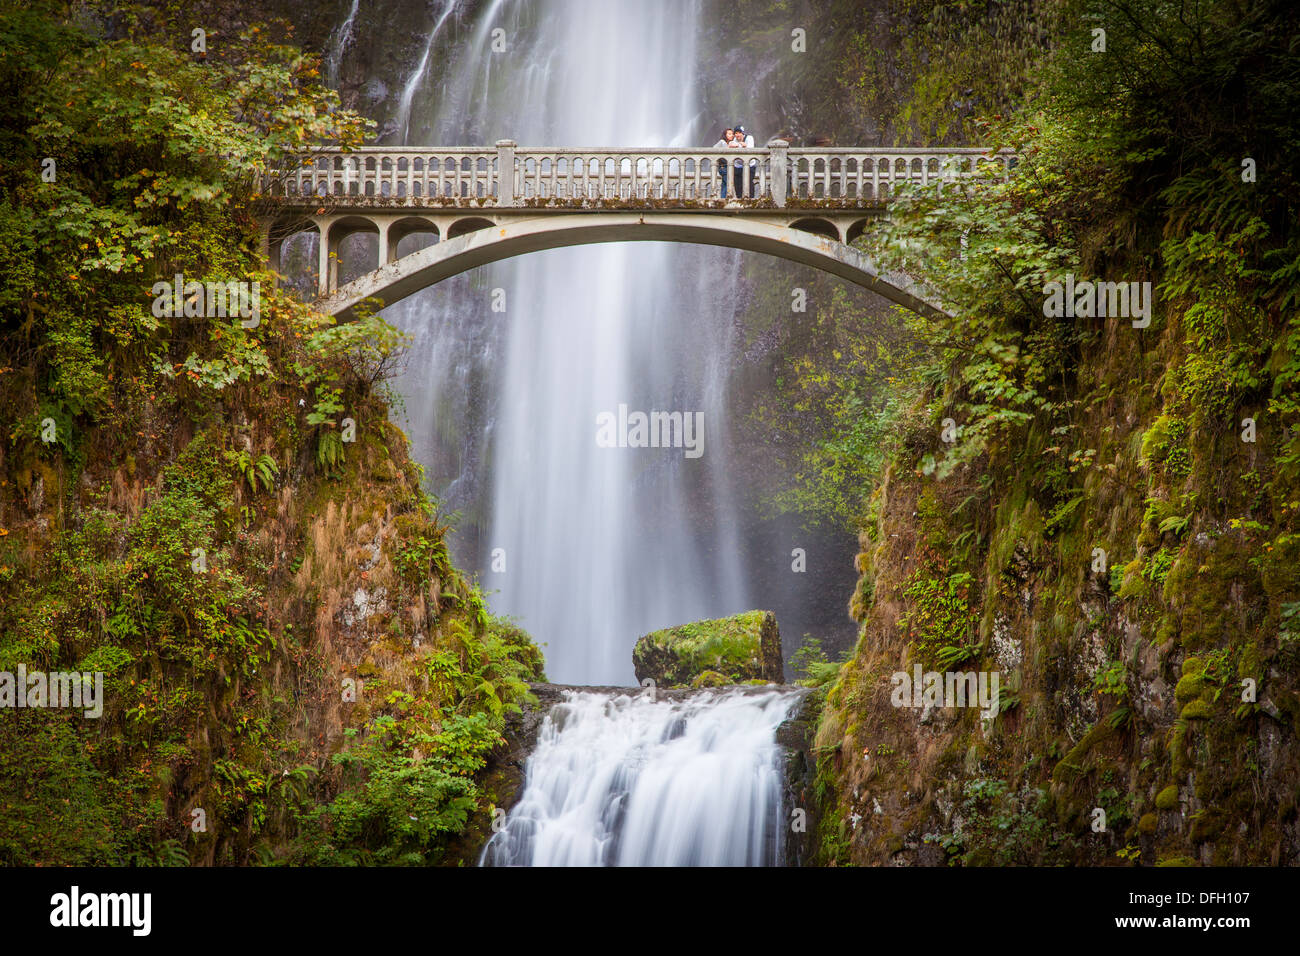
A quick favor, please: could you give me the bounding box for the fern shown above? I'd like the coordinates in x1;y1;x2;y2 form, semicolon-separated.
316;430;345;472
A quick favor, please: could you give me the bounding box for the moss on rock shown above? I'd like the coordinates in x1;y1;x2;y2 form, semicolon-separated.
632;610;784;687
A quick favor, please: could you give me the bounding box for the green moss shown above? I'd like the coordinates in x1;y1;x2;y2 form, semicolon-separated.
1051;718;1120;785
691;669;732;688
1155;785;1180;811
1179;698;1213;720
632;610;782;686
1174;672;1206;703
1169;718;1192;776
1138;812;1158;834
1189;808;1226;843
1118;558;1149;599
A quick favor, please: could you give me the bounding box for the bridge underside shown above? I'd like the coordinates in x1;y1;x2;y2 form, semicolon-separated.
265;208;948;320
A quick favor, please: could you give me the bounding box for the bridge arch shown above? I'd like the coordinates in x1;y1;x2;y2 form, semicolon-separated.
789;217;842;242
387;216;440;263
315;213;947;321
845;218;873;246
446;217;496;239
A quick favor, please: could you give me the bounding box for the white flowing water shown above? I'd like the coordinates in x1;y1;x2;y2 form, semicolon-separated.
480;688;801;866
323;0;360;87
392;0;462;143
383;0;750;684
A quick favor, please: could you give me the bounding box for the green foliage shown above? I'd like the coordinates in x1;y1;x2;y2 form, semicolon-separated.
838;0;1070;144
297;612;542;865
309;712;501;865
228;449;279;493
814;0;1300;867
928;778;1075;866
1090;660;1129;698
898;557;980;669
750;284;933;529
294;309;410;391
791;636;849;690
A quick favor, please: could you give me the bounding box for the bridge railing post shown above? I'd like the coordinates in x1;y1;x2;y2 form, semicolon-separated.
767;139;788;206
496;139;517;207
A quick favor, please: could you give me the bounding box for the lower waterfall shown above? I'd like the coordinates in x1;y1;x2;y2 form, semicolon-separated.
480;688;802;867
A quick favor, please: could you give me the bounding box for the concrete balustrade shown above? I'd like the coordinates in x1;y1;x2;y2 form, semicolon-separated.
264;143;1012;208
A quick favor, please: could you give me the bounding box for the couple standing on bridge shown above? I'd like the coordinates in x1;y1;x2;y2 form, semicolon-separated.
713;125;759;198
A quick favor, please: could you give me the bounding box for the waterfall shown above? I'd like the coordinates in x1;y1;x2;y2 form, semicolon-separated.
480;688;801;866
383;0;751;685
323;0;360;87
392;0;462;143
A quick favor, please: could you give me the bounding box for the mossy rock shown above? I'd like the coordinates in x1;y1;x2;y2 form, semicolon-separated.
633;610;784;687
1155;855;1198;867
1051;717;1120;785
1179;698;1214;720
1174;657;1206;699
1189;808;1226;843
690;669;732;689
1169;719;1192;775
1138;812;1158;834
1118;559;1149;600
1155;785;1180;811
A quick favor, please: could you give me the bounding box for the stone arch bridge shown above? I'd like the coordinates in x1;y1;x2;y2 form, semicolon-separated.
260;141;1013;320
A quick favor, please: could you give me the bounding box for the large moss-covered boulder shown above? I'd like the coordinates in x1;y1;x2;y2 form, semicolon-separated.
632;611;784;687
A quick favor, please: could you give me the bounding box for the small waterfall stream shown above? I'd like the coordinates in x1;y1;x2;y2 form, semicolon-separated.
480;688;801;866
